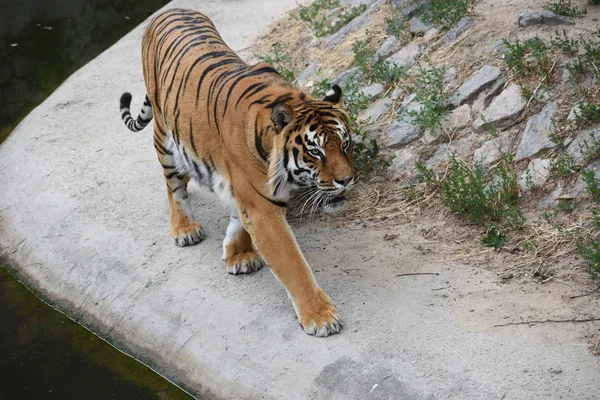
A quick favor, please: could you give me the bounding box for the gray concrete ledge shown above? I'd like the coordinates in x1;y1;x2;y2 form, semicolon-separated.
1;1;600;399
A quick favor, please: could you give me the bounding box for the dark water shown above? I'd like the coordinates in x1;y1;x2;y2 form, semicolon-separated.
0;0;170;143
0;266;195;400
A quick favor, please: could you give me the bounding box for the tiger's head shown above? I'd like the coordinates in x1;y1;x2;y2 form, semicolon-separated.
268;85;356;212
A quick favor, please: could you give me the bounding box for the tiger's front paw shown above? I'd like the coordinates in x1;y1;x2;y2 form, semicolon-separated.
172;223;205;247
297;290;343;337
226;251;264;275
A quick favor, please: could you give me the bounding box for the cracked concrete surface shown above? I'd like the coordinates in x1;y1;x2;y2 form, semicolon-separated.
1;1;600;399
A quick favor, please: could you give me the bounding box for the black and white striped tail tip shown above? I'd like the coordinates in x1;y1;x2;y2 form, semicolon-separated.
119;92;153;132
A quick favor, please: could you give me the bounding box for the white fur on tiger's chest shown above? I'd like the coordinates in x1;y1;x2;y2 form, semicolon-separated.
166;128;235;207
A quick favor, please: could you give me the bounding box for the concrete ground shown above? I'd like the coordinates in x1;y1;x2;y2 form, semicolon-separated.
1;1;600;399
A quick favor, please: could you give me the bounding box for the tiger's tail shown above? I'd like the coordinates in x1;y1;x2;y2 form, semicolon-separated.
119;92;153;132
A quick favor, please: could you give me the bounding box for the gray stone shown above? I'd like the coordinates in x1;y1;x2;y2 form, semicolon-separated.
566;127;600;164
297;62;319;84
518;158;551;193
440;17;474;46
386;119;420;148
331;66;362;87
391;0;424;19
388;44;422;68
390;87;404;100
444;67;459;91
515;10;575;27
450;65;502;107
562;68;597;87
538;185;563;209
443;104;471;130
567;103;582;121
483;77;507;108
569;160;600;198
359;97;392;122
426;137;475;168
324;0;383;49
390;149;419;177
515;101;558;161
408;17;431;35
473;84;526;133
375;36;402;58
473;134;514;168
360;83;385;100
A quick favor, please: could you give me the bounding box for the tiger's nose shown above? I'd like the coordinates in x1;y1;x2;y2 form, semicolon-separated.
334;176;355;187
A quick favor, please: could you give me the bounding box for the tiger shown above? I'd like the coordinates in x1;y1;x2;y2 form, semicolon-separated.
119;8;356;337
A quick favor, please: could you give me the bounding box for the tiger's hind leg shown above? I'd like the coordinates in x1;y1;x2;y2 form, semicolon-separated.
154;126;204;247
222;209;264;274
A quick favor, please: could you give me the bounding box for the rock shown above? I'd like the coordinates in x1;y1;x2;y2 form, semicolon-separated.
390;149;419;177
443;104;471;130
375;36;402;58
297;63;319;84
450;65;502;107
518;158;551;193
538;185;563;209
388;44;422;68
360;83;385;100
391;0;424;19
390;87;404;100
408;17;431;35
324;0;383;49
567;103;582;121
473;84;526;133
569;160;600;198
473;134;514;168
426;137;475;168
515;10;575;27
501;272;514;280
565;127;600;164
331;66;362;87
561;67;597;87
439;17;474;46
359;98;392;122
483;77;507;108
515;101;558;161
386;119;420;148
444;67;459;91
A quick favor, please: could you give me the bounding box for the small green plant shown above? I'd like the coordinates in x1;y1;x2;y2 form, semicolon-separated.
481;224;506;249
576;172;600;277
419;0;471;30
327;4;367;35
572;101;600;129
557;199;575;213
352;38;406;86
550;154;580;178
298;0;366;37
543;0;587;17
550;30;580;55
503;37;551;77
582;169;600;202
564;57;586;85
298;0;339;35
400;61;453;135
417;155;524;230
257;43;296;82
313;76;387;171
579;132;600;164
385;11;410;41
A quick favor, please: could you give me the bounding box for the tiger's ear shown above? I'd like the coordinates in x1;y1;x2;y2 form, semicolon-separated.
322;84;343;107
270;103;293;134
